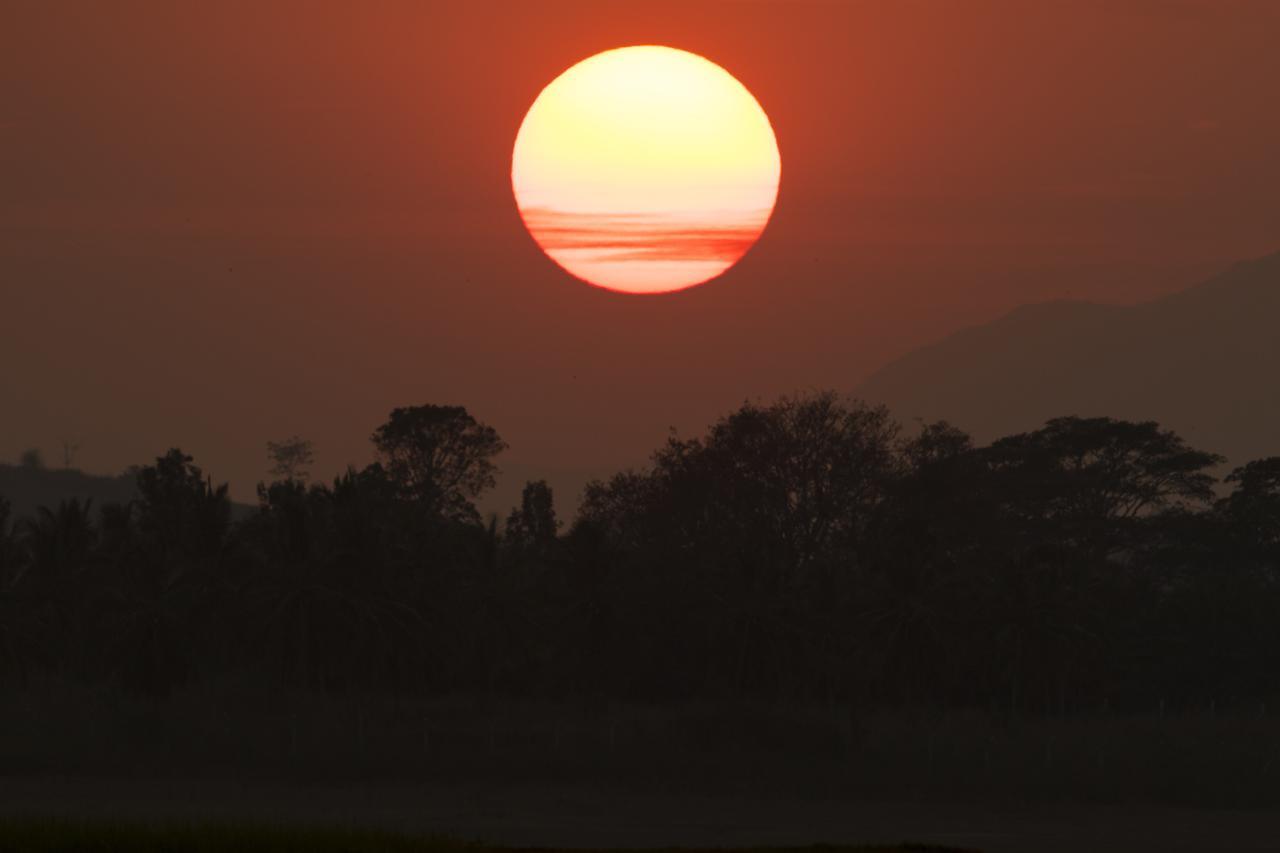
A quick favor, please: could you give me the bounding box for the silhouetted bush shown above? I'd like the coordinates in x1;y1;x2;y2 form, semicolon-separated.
1;396;1277;718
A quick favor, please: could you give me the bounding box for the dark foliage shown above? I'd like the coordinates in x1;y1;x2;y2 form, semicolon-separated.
1;396;1277;715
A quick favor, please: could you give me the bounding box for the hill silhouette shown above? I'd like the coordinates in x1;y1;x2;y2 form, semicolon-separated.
0;463;256;524
857;249;1280;465
0;464;138;524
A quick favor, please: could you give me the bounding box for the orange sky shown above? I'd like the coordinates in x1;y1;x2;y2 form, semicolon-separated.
4;0;1280;511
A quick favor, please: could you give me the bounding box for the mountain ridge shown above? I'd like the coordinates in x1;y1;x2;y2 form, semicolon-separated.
857;248;1280;465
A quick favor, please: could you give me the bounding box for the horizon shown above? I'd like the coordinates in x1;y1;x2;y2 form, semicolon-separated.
7;244;1276;517
6;1;1280;509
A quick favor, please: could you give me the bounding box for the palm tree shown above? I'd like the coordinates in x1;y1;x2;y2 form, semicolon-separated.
0;497;39;685
21;499;96;587
13;500;98;676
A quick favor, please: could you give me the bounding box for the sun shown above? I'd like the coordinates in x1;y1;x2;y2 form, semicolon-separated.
512;46;781;295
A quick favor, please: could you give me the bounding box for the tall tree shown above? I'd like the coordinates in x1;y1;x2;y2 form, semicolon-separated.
505;479;559;555
655;392;899;576
135;449;232;561
0;496;39;685
371;405;506;524
1220;457;1280;547
21;499;96;586
0;497;18;580
985;417;1223;556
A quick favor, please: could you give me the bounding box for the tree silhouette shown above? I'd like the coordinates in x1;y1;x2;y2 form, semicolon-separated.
0;497;20;580
371;405;506;525
266;436;315;484
0;496;40;684
21;499;96;590
985;417;1224;558
1220;457;1280;552
134;449;229;557
106;450;233;697
3;397;1280;716
505;479;559;557
240;470;428;692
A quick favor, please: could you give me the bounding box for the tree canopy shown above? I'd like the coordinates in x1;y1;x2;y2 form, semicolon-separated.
371;405;507;524
1;395;1277;715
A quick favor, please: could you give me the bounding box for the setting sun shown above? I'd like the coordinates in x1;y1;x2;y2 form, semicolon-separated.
512;46;781;294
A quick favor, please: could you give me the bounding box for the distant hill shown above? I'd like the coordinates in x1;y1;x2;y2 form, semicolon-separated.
858;249;1280;467
0;464;138;524
0;464;257;526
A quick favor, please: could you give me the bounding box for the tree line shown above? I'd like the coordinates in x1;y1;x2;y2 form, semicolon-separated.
1;393;1277;714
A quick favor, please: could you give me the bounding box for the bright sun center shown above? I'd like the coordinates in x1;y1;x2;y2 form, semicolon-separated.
512;46;781;295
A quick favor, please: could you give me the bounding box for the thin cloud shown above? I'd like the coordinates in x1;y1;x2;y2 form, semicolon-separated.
522;207;770;264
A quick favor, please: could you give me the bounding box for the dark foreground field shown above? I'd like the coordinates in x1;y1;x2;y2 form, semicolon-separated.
5;689;1280;852
0;819;960;853
0;823;968;853
3;778;1280;853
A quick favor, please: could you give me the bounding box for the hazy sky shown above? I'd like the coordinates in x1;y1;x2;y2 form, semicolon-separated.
4;0;1280;511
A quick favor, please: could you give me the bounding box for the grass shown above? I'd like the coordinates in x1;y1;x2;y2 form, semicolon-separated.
0;819;972;853
5;678;1280;807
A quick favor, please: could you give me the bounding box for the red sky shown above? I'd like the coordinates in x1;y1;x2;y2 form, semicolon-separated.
4;0;1280;511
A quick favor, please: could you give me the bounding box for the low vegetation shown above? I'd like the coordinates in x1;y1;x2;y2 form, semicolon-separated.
1;394;1278;806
